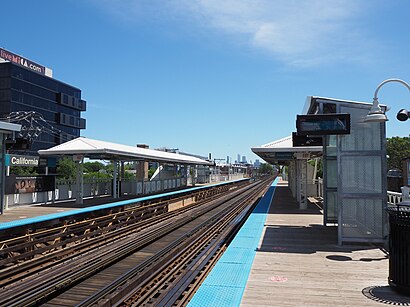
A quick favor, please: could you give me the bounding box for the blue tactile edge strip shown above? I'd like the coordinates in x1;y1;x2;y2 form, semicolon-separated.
0;178;249;231
188;178;278;307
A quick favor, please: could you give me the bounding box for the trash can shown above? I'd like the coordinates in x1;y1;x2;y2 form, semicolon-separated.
387;203;410;295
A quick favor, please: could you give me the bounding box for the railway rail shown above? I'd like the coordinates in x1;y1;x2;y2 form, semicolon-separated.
0;177;274;306
0;180;248;286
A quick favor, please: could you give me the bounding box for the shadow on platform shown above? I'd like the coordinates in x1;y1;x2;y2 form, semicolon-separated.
257;184;386;255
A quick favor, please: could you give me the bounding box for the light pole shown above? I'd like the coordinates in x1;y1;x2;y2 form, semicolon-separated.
364;78;410;123
364;78;410;295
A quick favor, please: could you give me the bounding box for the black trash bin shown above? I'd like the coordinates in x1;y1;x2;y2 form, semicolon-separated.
388;204;410;295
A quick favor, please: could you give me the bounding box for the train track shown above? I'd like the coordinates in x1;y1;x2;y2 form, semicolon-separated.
0;180;246;287
0;177;274;306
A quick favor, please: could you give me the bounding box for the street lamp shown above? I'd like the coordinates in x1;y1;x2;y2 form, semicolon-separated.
364;78;410;123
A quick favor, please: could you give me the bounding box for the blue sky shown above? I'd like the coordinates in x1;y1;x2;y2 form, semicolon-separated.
2;0;410;162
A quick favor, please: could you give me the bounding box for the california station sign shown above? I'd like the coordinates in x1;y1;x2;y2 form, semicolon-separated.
0;47;47;76
6;154;39;167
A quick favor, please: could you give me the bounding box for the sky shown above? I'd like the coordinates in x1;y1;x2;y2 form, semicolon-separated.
2;0;410;163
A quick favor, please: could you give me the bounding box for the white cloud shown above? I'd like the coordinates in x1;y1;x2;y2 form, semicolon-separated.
93;0;371;67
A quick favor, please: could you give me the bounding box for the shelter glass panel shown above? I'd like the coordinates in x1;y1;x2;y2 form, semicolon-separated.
340;106;382;152
325;159;337;188
326;135;337;156
340;198;384;239
325;190;338;223
340;156;382;194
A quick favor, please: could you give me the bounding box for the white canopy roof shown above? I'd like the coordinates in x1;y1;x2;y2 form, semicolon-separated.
251;135;322;164
38;137;213;165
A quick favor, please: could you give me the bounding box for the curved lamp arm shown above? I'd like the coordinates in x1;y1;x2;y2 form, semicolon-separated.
365;78;410;122
374;78;410;100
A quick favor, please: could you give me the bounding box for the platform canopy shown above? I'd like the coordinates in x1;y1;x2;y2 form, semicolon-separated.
251;135;322;164
38;137;213;165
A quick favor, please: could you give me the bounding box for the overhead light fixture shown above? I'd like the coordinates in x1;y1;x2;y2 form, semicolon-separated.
396;109;410;121
364;98;388;123
364;78;410;123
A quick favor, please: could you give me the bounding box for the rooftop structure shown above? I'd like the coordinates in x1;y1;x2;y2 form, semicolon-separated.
0;48;86;154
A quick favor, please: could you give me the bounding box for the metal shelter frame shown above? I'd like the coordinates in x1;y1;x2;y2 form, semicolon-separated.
251;135;322;209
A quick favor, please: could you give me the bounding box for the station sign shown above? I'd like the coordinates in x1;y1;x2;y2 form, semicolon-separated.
5;154;39;167
296;113;350;136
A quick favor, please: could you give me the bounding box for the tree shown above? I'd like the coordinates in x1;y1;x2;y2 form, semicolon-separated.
10;166;38;176
83;161;105;173
258;163;274;175
386;137;410;170
56;157;76;180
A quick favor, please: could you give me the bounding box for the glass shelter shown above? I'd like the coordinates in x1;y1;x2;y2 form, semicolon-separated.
303;96;387;244
252;96;387;244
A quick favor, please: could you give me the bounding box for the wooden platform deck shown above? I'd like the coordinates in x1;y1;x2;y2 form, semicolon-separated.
0;196;117;224
241;180;409;306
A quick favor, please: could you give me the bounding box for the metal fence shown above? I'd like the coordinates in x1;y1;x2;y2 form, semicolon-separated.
4;176;188;208
4;174;246;207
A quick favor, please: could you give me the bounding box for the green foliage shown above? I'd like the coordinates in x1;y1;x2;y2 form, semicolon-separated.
10;166;38;176
123;162;135;170
258;163;274;175
387;137;410;170
83;171;111;180
308;159;323;178
57;157;76;180
83;161;105;173
148;167;156;179
105;163;114;174
123;171;135;179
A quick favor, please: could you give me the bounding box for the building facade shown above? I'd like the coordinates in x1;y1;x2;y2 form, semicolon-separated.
0;48;86;154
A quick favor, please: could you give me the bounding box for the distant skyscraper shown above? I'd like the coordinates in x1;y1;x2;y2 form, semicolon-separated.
226;156;230;164
237;154;241;164
242;156;247;163
254;159;261;168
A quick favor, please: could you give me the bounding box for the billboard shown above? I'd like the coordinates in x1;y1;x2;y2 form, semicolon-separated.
5;175;55;194
0;48;52;77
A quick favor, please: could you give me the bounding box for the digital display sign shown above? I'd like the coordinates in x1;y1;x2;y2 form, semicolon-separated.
296;113;350;136
292;132;323;147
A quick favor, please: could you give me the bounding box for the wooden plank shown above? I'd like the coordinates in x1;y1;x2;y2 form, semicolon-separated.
240;183;390;306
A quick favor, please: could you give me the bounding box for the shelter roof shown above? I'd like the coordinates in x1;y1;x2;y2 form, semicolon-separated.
251;135;322;164
38;137;213;165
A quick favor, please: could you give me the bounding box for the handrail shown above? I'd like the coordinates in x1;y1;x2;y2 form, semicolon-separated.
387;190;403;207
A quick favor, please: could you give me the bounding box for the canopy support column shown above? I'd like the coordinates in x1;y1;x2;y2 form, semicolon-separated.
113;160;118;199
296;155;308;210
75;157;84;205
